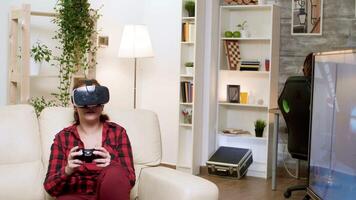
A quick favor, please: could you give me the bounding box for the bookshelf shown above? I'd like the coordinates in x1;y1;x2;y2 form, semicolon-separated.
216;4;280;178
177;0;205;175
7;4;96;104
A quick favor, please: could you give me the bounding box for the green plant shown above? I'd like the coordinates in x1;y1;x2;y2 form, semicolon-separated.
31;42;52;63
254;119;266;131
184;1;195;17
237;20;247;30
52;0;100;106
29;96;57;117
185;62;194;67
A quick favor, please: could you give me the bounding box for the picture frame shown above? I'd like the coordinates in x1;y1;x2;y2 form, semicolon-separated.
291;0;323;35
227;85;240;103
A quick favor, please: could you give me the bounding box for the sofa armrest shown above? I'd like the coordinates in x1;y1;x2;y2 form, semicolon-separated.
138;166;218;200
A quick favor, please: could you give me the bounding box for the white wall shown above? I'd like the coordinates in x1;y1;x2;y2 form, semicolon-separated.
0;1;10;105
0;0;180;165
201;0;219;165
90;0;145;110
140;0;180;165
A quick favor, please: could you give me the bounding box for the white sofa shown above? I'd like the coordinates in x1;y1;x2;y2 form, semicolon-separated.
0;105;218;200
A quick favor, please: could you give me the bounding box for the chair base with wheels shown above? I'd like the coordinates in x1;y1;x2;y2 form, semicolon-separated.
283;184;307;198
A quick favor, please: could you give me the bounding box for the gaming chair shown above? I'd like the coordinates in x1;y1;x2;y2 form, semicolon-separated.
278;76;311;199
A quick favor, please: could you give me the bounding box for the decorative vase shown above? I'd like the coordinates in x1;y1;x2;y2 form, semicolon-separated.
255;129;264;137
188;10;195;17
184;115;192;124
30;58;41;76
185;67;194;76
240;30;249;38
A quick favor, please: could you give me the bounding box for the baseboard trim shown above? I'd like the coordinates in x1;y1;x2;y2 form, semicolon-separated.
159;163;176;169
200;165;209;175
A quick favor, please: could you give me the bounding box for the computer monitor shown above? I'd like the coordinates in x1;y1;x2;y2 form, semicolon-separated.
307;50;356;200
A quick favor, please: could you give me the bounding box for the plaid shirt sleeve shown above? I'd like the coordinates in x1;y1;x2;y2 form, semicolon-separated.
115;127;136;187
43;133;69;197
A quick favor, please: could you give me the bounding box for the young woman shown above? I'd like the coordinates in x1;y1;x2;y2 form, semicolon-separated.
302;52;313;77
44;79;135;200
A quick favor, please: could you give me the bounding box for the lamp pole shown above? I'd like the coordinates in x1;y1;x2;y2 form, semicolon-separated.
134;58;137;109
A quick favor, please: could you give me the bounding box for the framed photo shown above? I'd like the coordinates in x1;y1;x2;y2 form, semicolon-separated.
291;0;323;35
227;85;240;103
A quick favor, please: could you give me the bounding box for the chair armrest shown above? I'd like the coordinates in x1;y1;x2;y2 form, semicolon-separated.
138;166;218;200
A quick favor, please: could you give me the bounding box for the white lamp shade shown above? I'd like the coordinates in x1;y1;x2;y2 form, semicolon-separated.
118;25;154;58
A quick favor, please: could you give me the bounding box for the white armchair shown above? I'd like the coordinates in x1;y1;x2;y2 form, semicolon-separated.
0;105;218;200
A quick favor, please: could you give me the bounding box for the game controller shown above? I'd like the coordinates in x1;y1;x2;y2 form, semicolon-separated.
74;148;102;163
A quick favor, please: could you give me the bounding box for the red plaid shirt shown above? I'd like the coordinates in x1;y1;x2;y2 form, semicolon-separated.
44;121;135;197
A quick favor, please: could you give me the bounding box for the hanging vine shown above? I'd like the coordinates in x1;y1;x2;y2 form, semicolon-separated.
52;0;100;106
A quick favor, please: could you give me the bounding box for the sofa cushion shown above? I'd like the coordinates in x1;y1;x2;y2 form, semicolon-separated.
130;164;150;200
40;107;162;169
107;109;162;166
0;105;44;200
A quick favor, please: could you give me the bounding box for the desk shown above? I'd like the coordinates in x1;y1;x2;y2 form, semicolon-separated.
269;108;280;191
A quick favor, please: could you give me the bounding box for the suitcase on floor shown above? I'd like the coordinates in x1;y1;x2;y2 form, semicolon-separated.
206;146;253;179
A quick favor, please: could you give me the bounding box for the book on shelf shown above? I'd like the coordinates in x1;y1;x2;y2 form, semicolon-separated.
181;22;195;42
240;65;260;71
239;60;260;71
189;23;195;43
180;81;194;103
241;60;260;65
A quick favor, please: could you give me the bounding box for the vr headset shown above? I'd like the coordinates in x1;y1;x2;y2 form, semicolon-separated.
71;80;110;107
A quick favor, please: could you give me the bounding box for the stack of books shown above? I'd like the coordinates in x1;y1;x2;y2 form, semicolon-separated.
181;22;195;42
240;60;260;71
181;81;194;103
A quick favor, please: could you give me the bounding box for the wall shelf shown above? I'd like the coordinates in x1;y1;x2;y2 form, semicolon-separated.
177;0;205;175
216;4;280;179
220;37;271;41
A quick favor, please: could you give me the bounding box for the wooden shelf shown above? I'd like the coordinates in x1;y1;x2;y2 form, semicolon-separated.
221;37;271;41
180;102;193;106
219;69;269;75
182;17;195;21
218;131;267;142
221;5;272;10
180;74;194;78
219;102;268;109
30;75;58;78
180;123;192;127
181;41;194;45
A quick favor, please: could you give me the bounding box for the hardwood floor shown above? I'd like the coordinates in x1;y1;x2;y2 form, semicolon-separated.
200;169;308;200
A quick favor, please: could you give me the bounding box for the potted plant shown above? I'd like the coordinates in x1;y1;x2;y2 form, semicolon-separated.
53;0;100;106
185;62;194;75
30;42;52;75
254;119;266;137
182;108;192;124
29;96;57;117
236;20;249;38
184;1;195;17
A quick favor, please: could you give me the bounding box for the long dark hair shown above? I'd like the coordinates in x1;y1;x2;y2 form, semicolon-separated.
303;53;313;77
73;78;109;125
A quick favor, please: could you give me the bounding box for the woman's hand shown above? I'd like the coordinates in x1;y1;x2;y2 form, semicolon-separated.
93;147;111;167
65;146;83;175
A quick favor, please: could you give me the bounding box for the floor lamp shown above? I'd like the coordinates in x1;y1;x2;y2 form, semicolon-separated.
118;25;154;109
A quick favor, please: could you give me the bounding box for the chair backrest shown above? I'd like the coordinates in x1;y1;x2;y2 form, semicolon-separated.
278;76;311;160
40;107;162;171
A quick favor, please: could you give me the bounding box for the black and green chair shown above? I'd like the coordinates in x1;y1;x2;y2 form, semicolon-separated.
278;76;311;199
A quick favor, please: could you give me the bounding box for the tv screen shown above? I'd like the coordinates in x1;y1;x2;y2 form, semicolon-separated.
308;50;356;200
